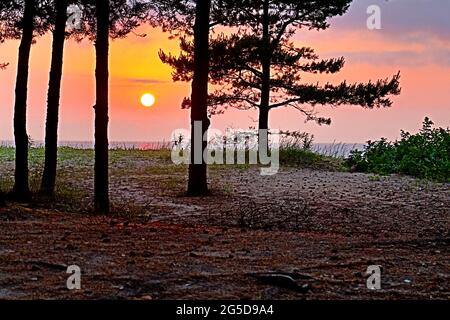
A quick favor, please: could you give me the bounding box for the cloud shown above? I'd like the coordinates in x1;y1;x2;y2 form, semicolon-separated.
331;0;450;41
293;0;450;67
127;78;169;84
328;48;450;67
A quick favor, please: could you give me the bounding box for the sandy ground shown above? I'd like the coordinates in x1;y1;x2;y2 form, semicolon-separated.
0;151;449;299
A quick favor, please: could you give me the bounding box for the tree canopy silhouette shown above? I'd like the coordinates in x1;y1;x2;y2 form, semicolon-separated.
40;0;154;200
1;1;154;206
0;0;52;42
69;0;154;41
161;0;401;147
0;0;53;201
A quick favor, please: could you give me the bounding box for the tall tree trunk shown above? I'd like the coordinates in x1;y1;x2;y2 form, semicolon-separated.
187;0;211;196
258;107;269;131
41;0;69;197
0;191;5;207
258;0;271;151
13;0;35;201
94;0;110;213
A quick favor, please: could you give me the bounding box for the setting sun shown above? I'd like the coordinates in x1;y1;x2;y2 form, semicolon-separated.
140;93;156;107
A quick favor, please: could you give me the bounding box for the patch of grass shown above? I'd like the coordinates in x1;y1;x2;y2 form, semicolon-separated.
368;174;382;182
52;183;92;212
279;147;345;171
110;201;149;219
0;177;14;193
161;176;184;191
57;147;93;162
145;165;185;175
110;149;172;162
0;146;15;161
220;183;233;195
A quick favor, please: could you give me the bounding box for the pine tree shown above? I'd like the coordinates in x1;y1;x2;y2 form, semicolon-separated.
1;0;53;201
161;0;401;149
40;0;70;197
78;0;152;212
93;0;110;213
157;0;240;196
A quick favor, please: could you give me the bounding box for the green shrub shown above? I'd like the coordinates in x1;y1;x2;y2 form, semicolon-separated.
347;118;450;182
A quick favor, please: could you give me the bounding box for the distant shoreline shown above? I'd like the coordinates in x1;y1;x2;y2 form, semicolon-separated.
0;140;365;157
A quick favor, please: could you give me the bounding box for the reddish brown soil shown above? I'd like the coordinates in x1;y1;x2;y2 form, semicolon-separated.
0;166;448;300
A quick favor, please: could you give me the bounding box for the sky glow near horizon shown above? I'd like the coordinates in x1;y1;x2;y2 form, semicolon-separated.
0;0;449;144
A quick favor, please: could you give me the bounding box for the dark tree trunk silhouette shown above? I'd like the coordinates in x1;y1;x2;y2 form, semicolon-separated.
187;0;211;196
13;0;35;201
258;0;270;151
258;107;269;131
94;0;110;213
0;191;5;207
41;0;69;197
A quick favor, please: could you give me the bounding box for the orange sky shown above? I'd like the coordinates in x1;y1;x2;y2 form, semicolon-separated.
1;20;449;143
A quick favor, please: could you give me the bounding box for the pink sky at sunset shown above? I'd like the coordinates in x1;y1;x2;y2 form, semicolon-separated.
1;1;449;144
